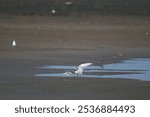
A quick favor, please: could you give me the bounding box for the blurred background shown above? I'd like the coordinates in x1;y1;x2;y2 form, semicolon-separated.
0;0;150;16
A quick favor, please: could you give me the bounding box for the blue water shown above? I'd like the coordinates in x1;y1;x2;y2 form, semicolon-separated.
35;58;150;81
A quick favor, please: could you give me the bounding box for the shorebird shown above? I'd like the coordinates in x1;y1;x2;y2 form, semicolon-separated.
63;63;93;76
12;40;16;47
51;9;56;14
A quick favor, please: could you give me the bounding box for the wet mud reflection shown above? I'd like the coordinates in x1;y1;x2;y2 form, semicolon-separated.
35;58;150;81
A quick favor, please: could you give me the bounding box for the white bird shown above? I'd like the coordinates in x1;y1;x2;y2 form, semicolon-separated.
63;63;92;76
12;40;16;47
51;9;56;14
74;63;93;75
63;71;74;76
65;2;73;5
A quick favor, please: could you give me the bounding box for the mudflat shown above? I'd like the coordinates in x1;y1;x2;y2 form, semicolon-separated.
0;15;150;99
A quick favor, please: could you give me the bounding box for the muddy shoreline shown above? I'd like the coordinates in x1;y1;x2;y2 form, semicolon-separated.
0;16;150;99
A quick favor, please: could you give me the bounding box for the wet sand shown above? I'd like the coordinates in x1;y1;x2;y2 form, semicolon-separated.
0;15;150;99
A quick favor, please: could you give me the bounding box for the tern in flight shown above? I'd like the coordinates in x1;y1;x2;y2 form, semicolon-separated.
63;63;93;76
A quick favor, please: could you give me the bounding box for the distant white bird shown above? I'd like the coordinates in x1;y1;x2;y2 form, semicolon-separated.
12;40;16;47
145;32;150;36
63;63;93;76
63;71;74;76
65;2;73;5
51;9;56;14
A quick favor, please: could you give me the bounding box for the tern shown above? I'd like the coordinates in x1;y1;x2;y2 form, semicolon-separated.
63;63;93;76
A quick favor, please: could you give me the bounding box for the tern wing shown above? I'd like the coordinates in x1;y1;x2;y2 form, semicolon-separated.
78;63;92;70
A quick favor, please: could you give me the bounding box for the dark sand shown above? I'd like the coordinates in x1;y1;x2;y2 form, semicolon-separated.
0;15;150;99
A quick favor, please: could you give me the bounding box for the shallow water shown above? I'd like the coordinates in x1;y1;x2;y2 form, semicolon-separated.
35;58;150;81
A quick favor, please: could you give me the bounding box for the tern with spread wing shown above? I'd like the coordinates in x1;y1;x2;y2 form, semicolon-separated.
63;63;93;76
